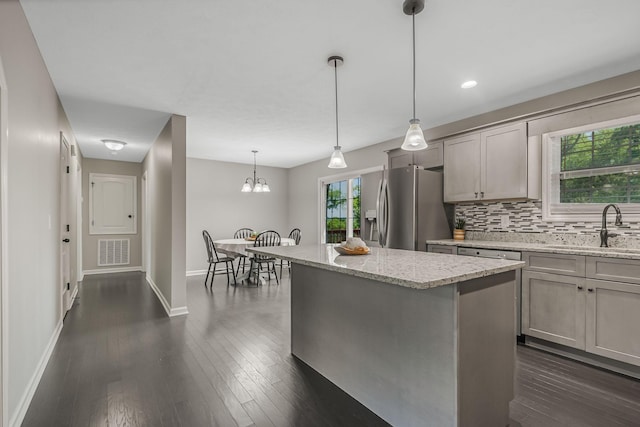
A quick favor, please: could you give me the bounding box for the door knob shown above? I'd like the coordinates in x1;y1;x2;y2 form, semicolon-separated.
62;238;70;243
128;215;133;218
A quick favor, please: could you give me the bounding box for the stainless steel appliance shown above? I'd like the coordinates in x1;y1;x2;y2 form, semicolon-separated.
377;166;452;251
457;247;523;338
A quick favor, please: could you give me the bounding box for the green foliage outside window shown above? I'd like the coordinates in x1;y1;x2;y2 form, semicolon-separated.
560;124;640;204
326;178;361;243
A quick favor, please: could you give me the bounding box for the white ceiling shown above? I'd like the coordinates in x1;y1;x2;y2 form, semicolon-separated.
20;0;640;167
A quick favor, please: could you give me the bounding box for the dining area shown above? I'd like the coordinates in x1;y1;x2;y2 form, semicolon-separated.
201;227;302;288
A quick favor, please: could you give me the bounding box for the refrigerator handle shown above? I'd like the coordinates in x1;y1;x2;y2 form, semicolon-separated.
377;177;389;247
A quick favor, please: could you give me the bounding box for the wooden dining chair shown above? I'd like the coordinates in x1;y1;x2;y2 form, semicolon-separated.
279;228;301;276
233;227;254;275
249;230;281;285
202;230;236;288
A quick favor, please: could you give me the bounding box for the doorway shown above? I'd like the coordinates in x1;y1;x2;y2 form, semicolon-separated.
60;133;73;315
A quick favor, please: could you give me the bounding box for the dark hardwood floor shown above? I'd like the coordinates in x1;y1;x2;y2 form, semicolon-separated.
23;271;640;426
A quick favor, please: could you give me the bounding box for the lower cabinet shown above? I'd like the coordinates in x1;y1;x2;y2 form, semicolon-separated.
522;253;640;367
585;278;640;366
522;271;585;349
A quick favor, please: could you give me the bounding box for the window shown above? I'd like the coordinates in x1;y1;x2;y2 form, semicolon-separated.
323;177;361;243
542;114;640;221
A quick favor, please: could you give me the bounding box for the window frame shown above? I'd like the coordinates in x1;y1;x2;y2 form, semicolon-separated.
318;166;382;244
542;114;640;222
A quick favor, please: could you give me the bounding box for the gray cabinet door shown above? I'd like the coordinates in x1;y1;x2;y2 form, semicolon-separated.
585;279;640;366
443;133;481;202
522;270;586;349
413;140;444;169
481;123;527;200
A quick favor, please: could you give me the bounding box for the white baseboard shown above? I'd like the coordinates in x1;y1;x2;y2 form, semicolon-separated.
9;320;63;427
145;275;188;317
83;266;142;275
186;269;207;277
70;283;79;301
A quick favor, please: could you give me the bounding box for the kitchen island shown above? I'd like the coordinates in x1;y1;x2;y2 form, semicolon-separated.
248;245;524;427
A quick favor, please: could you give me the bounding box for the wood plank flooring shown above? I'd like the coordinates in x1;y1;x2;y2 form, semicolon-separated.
23;271;640;426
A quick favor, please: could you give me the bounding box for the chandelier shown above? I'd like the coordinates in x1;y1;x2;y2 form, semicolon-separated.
241;150;271;193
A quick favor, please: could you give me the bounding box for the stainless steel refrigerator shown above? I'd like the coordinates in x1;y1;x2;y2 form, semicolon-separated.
377;166;452;251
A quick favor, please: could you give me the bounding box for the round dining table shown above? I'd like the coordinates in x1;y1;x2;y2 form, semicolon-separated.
213;237;296;284
213;237;296;257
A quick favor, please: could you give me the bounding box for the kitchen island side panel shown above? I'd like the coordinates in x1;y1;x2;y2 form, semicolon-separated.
291;263;458;427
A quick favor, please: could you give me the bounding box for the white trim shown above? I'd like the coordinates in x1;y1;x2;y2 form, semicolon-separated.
9;321;62;427
0;53;9;427
542;114;640;222
318;165;383;244
70;281;79;302
145;274;188;317
83;266;142;275
141;172;147;273
186;269;207;277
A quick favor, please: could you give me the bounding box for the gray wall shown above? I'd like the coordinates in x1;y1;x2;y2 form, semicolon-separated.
288;138;401;245
143;115;187;313
186;157;289;273
0;0;80;424
82;158;142;272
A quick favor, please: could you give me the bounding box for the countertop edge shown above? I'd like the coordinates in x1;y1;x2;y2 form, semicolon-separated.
426;239;640;259
248;247;524;290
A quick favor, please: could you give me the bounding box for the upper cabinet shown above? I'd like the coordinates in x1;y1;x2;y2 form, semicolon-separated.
443;122;539;203
388;141;444;170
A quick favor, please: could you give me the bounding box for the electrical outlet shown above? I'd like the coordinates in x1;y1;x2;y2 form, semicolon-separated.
501;215;510;227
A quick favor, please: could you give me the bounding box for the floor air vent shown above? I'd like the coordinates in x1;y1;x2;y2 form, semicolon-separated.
98;239;130;266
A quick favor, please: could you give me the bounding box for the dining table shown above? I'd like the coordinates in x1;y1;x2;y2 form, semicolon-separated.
213;237;296;284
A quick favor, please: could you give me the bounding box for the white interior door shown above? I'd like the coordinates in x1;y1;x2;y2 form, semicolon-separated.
60;133;72;314
89;173;137;235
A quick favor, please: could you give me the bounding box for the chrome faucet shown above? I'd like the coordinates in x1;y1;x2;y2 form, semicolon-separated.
600;204;622;247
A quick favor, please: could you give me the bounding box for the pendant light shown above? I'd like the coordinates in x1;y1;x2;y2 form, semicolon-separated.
401;0;428;151
328;55;347;168
241;150;271;193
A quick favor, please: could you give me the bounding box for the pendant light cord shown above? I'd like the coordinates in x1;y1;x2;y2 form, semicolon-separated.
253;151;257;183
412;11;416;121
334;60;339;147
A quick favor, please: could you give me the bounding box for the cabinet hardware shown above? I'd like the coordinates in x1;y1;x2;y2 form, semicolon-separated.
588;288;594;292
480;191;484;198
62;238;70;243
577;286;583;290
474;192;478;198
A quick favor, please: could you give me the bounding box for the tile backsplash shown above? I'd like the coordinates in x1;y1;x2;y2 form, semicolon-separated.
455;201;640;236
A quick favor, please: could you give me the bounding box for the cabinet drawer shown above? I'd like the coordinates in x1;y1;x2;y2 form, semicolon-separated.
427;244;457;255
586;256;640;284
523;252;585;276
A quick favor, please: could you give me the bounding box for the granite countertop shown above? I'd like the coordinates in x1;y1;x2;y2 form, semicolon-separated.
426;239;640;260
247;245;523;290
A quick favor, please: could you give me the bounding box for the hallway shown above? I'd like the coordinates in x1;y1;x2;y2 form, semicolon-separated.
23;272;640;426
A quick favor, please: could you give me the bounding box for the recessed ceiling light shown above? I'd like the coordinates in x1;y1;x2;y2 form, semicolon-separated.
461;80;477;89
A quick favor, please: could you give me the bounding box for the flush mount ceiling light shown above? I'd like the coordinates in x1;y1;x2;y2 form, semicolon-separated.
401;0;428;152
327;55;347;169
241;150;271;193
102;139;126;151
461;80;478;89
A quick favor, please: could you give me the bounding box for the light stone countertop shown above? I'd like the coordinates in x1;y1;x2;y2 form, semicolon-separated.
426;239;640;260
247;244;523;290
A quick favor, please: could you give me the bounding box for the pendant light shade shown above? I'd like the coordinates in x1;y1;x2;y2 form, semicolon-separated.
328;55;347;169
401;0;428;151
241;150;271;193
